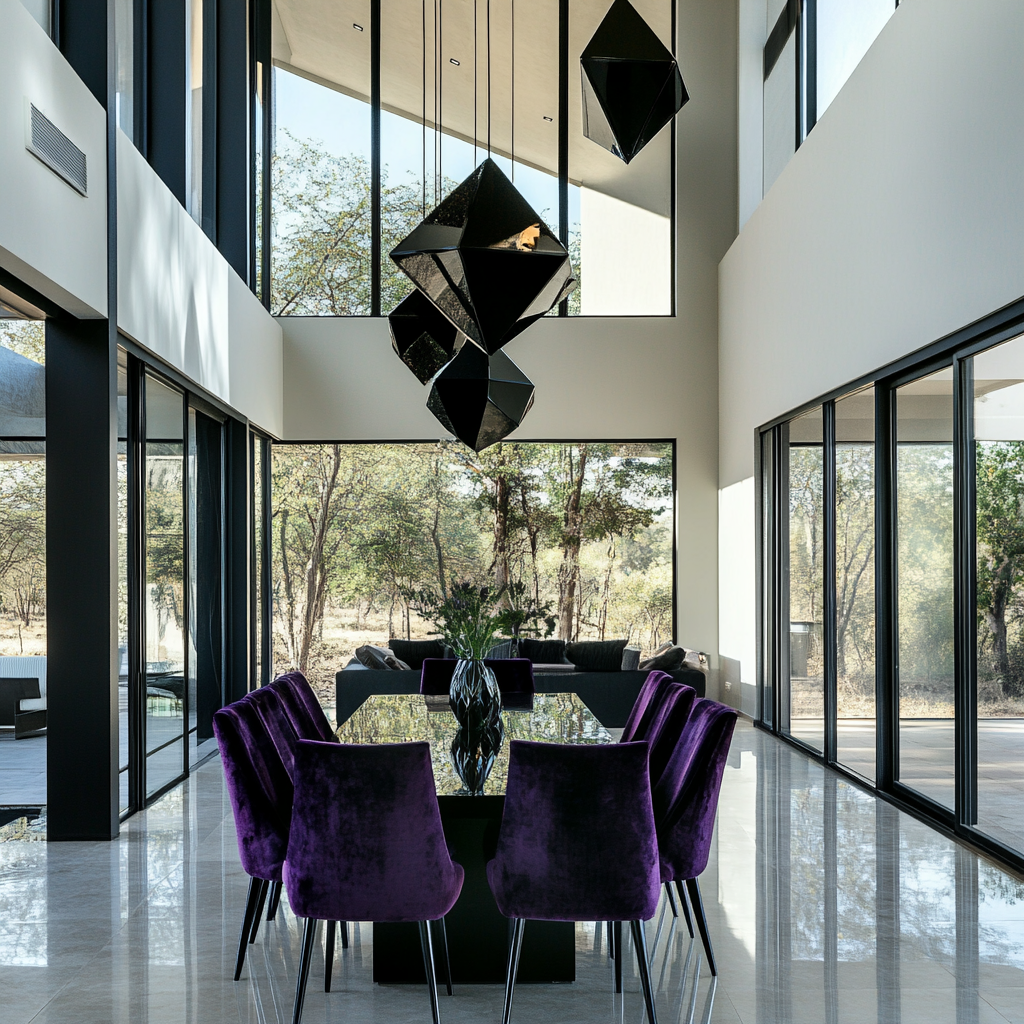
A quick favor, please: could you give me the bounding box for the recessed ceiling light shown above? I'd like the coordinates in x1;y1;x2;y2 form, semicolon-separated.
543;116;553;122
449;58;460;66
353;23;363;31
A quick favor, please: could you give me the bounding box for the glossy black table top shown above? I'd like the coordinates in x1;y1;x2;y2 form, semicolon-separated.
334;692;612;796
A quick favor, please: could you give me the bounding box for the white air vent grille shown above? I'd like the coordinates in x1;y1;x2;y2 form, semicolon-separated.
27;103;88;196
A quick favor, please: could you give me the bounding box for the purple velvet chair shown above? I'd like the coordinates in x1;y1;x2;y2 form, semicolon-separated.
486;740;662;1024
620;670;676;743
213;701;292;981
651;698;737;975
271;671;337;742
285;740;464;1024
419;657;535;697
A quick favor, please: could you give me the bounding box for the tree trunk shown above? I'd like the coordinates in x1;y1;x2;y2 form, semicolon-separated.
493;454;511;597
557;446;587;640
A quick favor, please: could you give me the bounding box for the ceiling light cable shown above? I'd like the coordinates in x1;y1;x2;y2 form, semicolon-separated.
422;0;427;215
487;0;491;156
511;0;515;181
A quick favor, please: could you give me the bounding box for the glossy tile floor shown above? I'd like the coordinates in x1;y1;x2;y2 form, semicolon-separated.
2;720;1023;1023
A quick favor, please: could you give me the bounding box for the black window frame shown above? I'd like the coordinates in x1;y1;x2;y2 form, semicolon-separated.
756;293;1024;877
254;0;678;320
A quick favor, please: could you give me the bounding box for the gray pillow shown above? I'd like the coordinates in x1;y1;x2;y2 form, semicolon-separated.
639;645;687;672
355;645;411;671
565;639;628;672
621;646;641;672
485;638;519;660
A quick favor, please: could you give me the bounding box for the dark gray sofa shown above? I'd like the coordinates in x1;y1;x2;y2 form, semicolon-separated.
334;666;706;729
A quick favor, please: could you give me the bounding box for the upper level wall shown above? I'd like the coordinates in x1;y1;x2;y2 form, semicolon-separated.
719;0;1024;488
117;132;284;435
0;0;106;317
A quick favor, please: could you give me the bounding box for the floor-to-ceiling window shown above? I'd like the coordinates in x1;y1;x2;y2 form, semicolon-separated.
264;0;675;319
0;303;46;809
759;311;1024;874
895;367;954;810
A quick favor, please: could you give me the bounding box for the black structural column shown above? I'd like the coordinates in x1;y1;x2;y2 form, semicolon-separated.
216;0;250;274
49;0;120;840
146;0;187;205
225;418;251;703
46;317;119;840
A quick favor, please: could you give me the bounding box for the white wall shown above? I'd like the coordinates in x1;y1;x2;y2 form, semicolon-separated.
0;0;106;317
279;0;738;666
117;132;284;435
720;0;1024;488
717;0;1024;697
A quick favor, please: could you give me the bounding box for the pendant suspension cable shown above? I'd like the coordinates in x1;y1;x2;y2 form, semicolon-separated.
434;0;440;207
477;0;481;161
437;0;443;205
422;0;427;215
487;0;491;155
510;0;515;181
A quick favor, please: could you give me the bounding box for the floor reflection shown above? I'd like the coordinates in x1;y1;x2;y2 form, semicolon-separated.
0;720;1021;1023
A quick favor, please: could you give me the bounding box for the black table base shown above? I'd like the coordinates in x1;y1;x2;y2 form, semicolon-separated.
372;796;575;984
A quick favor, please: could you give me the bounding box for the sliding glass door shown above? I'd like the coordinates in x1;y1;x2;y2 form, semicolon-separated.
759;323;1024;873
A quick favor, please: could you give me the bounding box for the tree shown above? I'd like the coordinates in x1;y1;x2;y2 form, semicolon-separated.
976;441;1024;697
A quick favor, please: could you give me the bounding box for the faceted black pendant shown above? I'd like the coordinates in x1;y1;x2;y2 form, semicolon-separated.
581;0;689;164
388;290;461;384
390;158;576;355
426;344;535;452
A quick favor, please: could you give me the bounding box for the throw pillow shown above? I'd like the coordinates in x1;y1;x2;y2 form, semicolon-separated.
519;638;568;665
639;645;687;672
565;639;628;672
389;638;447;670
355;645;410;671
485;638;519;660
621;646;642;672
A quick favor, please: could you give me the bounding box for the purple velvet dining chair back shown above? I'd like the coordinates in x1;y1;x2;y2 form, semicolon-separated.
285;740;464;925
272;671;337;742
419;657;535;697
486;740;660;923
652;698;738;883
244;686;301;781
620;670;675;743
644;682;697;788
213;701;291;882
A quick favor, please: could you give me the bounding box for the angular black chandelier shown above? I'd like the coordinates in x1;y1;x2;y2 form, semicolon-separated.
581;0;689;164
387;0;576;453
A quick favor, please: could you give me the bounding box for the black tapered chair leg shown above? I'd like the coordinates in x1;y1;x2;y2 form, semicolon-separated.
418;921;441;1024
631;920;659;1024
613;921;623;993
665;882;679;918
685;878;717;976
433;917;453;996
292;917;317;1024
339;921;349;949
675;880;694;938
267;880;282;921
502;917;525;1024
234;877;263;980
249;878;270;944
324;920;336;992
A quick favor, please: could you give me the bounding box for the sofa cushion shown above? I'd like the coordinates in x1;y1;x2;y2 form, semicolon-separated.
388;638;447;670
621;647;642;672
639;645;687;672
355;645;411;671
519;638;569;665
565;639;628;672
486;638;519;660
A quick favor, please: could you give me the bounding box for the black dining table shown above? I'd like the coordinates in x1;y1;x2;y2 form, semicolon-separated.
334;691;614;984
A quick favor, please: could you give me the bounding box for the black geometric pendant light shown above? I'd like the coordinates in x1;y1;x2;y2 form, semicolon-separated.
388;289;461;384
581;0;689;164
426;343;535;453
390;158;576;355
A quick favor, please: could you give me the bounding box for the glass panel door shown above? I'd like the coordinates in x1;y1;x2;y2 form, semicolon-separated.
896;368;955;810
835;386;876;782
786;407;825;751
972;336;1024;853
144;374;187;798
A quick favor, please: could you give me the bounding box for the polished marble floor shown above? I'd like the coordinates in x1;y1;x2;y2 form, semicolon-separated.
1;720;1023;1023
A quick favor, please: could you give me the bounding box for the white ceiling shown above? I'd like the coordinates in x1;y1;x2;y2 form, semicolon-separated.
272;0;675;215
